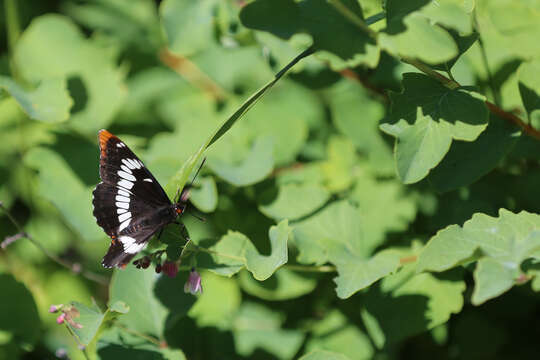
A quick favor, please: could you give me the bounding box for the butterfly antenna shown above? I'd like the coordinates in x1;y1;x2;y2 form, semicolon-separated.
188;211;206;222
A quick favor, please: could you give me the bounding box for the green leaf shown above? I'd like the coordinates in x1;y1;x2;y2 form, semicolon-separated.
417;209;540;304
232;302;304;360
381;73;489;183
161;0;218;56
188;272;241;329
24;147;103;241
362;264;465;347
210;220;291;281
189;176;218;213
382;109;452;185
208;137;274;186
239;268;317;300
0;274;40;347
299;351;351;360
420;0;474;34
240;0;377;64
380;13;458;64
305;310;373;360
0;76;72;122
293;201;402;298
518;60;540;120
109;266;168;337
427;114;520;192
259;183;330;221
13;14;126;134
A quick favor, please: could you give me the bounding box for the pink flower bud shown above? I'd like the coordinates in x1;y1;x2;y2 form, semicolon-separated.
184;268;203;295
56;313;66;324
162;261;178;278
49;304;63;313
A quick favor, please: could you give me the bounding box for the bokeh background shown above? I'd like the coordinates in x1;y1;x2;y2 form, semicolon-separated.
1;0;540;359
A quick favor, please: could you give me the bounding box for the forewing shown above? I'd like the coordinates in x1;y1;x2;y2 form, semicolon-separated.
98;129;170;207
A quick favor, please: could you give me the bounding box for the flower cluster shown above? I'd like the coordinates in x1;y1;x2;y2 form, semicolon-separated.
49;304;83;329
132;252;203;294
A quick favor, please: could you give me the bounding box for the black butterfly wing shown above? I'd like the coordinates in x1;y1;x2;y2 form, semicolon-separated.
97;129;170;207
93;130;174;268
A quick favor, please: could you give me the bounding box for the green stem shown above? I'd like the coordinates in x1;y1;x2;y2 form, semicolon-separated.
365;11;385;26
473;9;501;107
401;57;460;89
4;0;22;81
284;264;337;273
114;323;162;347
5;0;21;53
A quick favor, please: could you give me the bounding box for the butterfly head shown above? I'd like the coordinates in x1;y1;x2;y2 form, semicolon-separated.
174;201;187;216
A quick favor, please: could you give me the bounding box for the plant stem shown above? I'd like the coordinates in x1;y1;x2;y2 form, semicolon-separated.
4;0;21;53
284;264;337;273
4;0;22;81
365;12;385;26
114;323;162;347
159;49;229;101
0;202;109;285
473;9;501;107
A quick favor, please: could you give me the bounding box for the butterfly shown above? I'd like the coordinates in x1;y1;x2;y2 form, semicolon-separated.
92;129;196;268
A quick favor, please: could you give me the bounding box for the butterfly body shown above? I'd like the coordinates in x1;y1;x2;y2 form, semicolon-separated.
92;129;186;268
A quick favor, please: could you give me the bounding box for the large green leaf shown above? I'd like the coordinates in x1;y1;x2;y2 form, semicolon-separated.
188;272;241;330
13;14;126;134
417;209;540;304
108;266;168;337
380;12;458;64
361;246;465;347
381;73;489;183
293;201;402;298
210;220;291;281
0;76;72;123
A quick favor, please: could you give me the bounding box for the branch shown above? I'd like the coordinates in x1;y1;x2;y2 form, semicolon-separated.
159;48;229;102
0;201;109;285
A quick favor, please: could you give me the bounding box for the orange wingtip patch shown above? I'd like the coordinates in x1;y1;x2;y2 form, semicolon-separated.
98;129;115;158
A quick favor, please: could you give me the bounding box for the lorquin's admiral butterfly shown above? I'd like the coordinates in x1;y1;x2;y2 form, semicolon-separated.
92;129;195;268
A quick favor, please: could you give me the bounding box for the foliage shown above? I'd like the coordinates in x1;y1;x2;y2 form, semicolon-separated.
0;0;539;359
